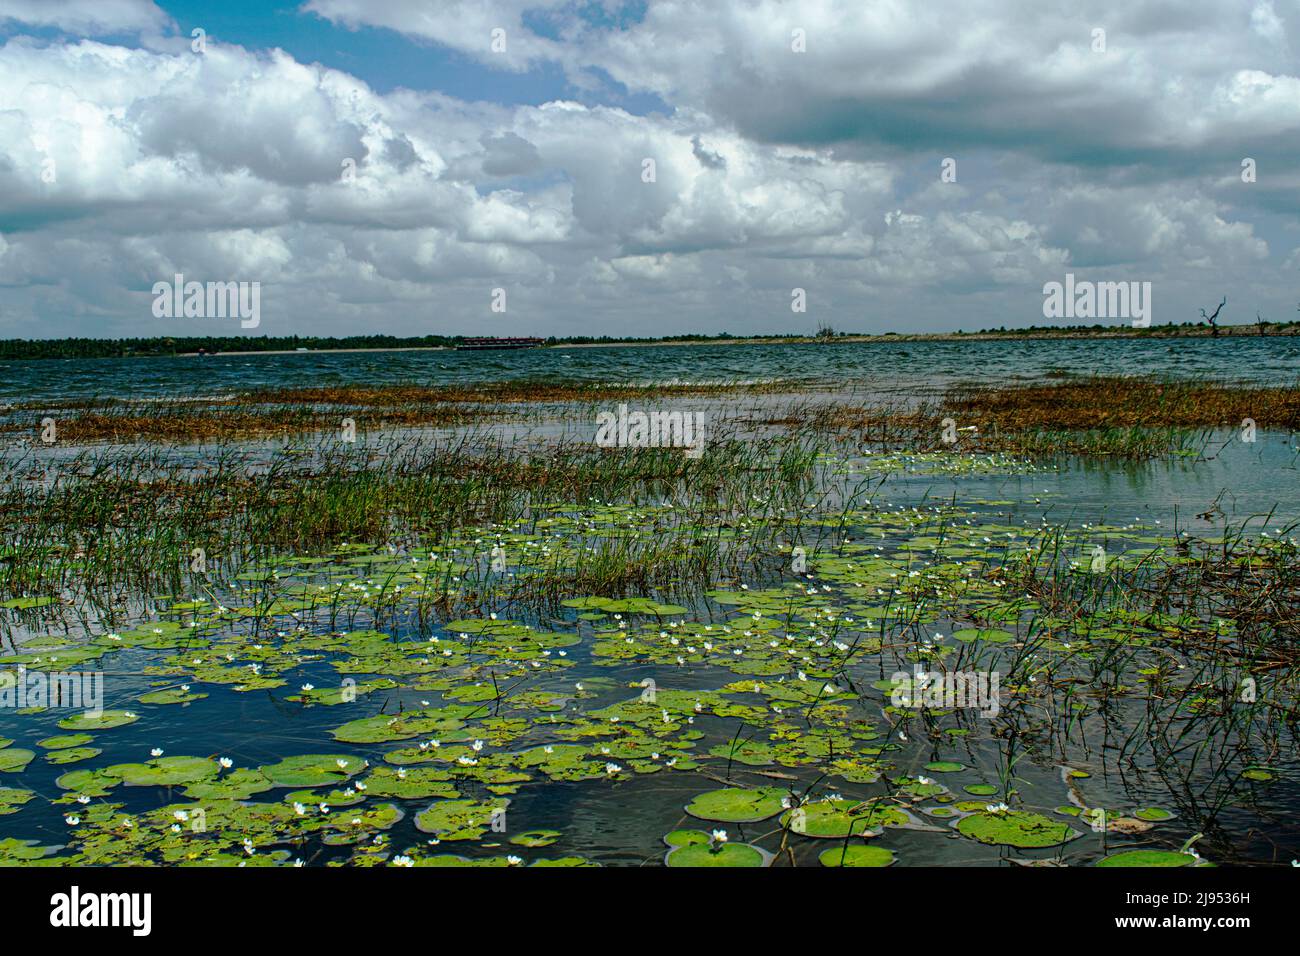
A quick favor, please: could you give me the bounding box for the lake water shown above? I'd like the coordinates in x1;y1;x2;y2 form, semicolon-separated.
2;336;1298;404
0;337;1296;868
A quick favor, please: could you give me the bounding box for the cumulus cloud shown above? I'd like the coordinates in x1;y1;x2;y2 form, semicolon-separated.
0;0;168;35
0;1;1292;337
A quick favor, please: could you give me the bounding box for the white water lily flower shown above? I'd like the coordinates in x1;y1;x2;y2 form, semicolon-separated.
506;855;523;866
710;829;728;844
219;757;233;769
293;803;306;816
150;748;163;758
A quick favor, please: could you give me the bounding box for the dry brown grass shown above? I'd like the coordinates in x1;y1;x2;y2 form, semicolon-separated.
947;377;1300;431
3;381;762;442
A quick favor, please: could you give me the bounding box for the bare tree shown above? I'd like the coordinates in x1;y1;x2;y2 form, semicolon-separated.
1257;311;1268;337
1200;296;1226;338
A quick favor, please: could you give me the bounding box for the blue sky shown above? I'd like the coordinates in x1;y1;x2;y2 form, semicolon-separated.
0;1;1297;340
150;0;660;110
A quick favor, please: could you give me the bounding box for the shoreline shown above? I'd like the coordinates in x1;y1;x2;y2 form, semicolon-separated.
184;324;1299;357
1;324;1295;362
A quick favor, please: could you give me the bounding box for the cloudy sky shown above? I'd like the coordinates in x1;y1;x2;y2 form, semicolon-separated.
0;0;1297;340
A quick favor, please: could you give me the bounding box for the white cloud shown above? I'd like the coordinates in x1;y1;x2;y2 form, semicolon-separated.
0;0;168;35
0;2;1293;337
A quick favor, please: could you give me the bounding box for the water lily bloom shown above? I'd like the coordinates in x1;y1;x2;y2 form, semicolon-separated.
219;757;233;769
710;829;728;844
65;815;80;826
506;855;523;866
150;748;163;757
605;763;622;775
293;803;306;816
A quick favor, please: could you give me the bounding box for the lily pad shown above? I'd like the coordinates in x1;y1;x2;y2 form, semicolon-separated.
1096;849;1198;867
57;710;140;732
665;842;766;867
260;754;366;788
684;787;786;823
0;749;35;773
956;811;1080;848
818;844;896;867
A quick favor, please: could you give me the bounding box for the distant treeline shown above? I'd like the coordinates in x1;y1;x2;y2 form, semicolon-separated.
0;334;459;360
0;331;766;360
0;321;1295;360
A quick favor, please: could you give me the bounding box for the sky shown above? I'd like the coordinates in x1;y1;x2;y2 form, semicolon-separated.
0;0;1298;340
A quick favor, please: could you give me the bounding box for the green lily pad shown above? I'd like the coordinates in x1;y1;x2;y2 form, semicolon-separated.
1096;850;1198;867
45;747;101;765
956;811;1079;848
665;842;766;867
57;710;140;732
414;799;508;841
510;829;561;848
137;687;208;706
0;749;35;773
107;756;219;787
0;788;35;815
260;754;366;788
818;844;896;867
663;829;711;848
782;799;906;838
1133;807;1175;822
684;787;786;823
